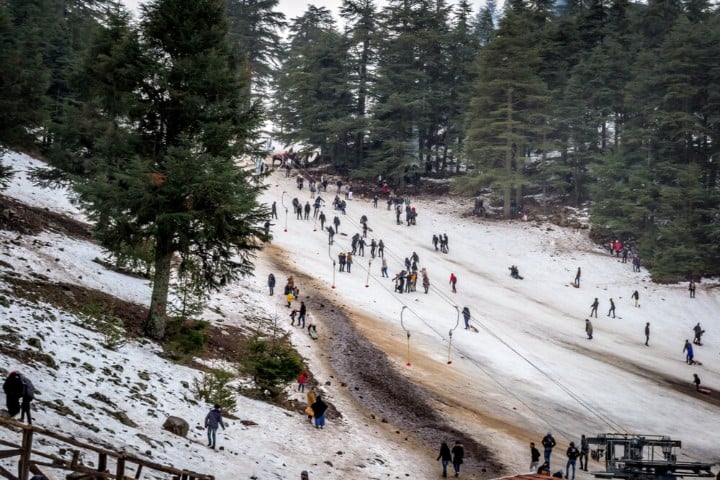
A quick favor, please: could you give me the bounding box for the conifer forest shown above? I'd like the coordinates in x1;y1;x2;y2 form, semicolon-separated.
1;0;719;284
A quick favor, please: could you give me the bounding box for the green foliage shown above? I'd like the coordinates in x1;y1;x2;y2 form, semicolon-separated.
192;369;238;414
164;320;209;360
239;334;303;397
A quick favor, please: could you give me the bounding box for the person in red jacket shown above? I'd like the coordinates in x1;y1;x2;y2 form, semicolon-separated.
449;273;457;293
297;370;308;393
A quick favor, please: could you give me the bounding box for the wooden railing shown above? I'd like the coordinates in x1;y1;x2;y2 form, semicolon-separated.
0;417;213;480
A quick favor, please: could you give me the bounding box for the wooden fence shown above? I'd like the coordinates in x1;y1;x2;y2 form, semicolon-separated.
0;417;213;480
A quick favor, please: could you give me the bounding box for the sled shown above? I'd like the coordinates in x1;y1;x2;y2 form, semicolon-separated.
697;387;712;395
470;325;479;333
309;330;319;340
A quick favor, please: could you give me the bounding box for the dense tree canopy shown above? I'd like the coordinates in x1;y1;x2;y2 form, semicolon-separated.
1;0;719;283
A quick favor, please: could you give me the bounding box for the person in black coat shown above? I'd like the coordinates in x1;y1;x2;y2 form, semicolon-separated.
451;441;464;477
437;441;452;477
542;432;557;465
312;396;328;429
3;371;24;417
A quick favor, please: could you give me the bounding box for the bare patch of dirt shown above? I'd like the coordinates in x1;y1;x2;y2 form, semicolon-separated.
0;195;92;239
268;244;505;478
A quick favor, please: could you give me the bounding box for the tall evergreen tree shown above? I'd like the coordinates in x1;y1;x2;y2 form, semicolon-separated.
340;0;377;168
225;0;286;95
273;6;354;164
75;0;267;338
461;0;550;218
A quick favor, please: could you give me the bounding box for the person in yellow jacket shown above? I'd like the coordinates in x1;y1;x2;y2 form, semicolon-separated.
305;386;317;423
286;290;294;308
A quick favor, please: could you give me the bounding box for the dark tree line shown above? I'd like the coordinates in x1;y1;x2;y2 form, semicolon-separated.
1;0;719;288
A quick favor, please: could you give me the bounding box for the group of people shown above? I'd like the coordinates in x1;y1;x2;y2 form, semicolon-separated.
432;234;449;253
530;432;589;480
437;440;464;477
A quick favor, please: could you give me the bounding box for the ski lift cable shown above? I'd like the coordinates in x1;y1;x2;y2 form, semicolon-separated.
276;173;627;436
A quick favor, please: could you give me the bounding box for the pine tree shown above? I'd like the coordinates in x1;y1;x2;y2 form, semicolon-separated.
274;6;354;165
461;0;550;218
75;0;267;338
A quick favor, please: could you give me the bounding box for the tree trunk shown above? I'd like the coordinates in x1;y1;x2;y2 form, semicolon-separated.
145;230;173;339
504;88;513;219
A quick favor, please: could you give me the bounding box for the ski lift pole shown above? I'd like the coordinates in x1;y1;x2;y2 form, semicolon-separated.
365;259;372;288
281;191;288;232
400;306;411;366
328;245;336;289
447;306;460;364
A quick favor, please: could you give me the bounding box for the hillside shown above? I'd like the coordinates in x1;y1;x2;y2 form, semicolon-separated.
1;149;719;480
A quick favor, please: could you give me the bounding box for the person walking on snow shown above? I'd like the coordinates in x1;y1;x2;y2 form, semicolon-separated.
579;435;589;471
530;442;541;473
204;405;226;449
267;273;276;296
451;441;464;477
693;323;704;345
271;201;278;219
585;319;593;339
297;370;308;392
566;442;580;480
632;290;640;308
607;298;616;318
589;298;599;318
462;307;471;330
305;386;317;422
381;257;388;277
312;395;328;429
689;280;696;298
645;322;650;346
437;441;452;478
574;267;581;287
449;273;457;293
298;301;307;328
542;432;557;465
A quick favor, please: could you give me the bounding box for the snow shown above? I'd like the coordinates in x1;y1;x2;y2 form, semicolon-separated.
1;149;719;480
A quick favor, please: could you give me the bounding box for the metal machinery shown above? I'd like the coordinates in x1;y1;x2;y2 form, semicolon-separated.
586;434;715;480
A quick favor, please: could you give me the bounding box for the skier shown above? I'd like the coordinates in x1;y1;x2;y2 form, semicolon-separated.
683;339;695;364
204;405;226;449
585;319;593;340
693;373;702;391
542;432;557;465
451;441;464;478
693;323;704;345
437;441;452;478
689;280;696;298
462;307;471;330
449;273;457;293
566;442;581;480
631;290;640;308
645;322;650;346
607;298;616;318
589;298;599;318
574;267;581;287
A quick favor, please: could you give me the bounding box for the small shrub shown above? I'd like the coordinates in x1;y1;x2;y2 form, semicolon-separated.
191;370;237;414
164;319;209;360
238;334;303;397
